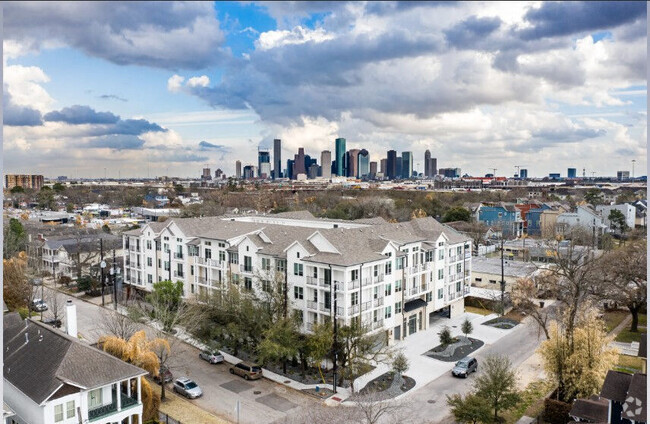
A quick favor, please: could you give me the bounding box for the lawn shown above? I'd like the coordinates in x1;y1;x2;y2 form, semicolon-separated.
502;380;553;424
465;306;493;316
615;354;646;374
604;310;629;333
614;313;647;343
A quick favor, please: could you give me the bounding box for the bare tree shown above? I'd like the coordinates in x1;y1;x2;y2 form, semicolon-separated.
98;309;141;340
45;290;65;325
354;393;413;424
511;276;554;340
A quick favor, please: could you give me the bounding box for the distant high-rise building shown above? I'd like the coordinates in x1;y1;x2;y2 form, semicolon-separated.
259;163;272;179
358;149;370;178
215;169;223;179
386;150;397;179
617;170;630;180
235;161;242;179
4;174;44;190
424;150;431;177
273;139;282;179
347;149;360;178
369;161;377;179
335;138;347;177
321;150;332;179
519;168;528;179
430;158;437;177
308;164;320;179
305;155;317;172
401;152;413;179
202;168;212;180
396;156;402;179
293;148;306;177
439;168;460;178
380;158;387;176
567;168;577;179
258;150;270;178
243;165;257;179
286;159;295;180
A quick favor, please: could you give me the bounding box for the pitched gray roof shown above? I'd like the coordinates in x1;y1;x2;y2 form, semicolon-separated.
3;313;146;405
622;373;646;423
569;396;609;422
600;370;633;403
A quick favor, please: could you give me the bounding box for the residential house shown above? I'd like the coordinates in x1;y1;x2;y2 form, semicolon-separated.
596;204;637;231
122;211;472;344
477;204;524;238
470;256;538;291
3;304;147;424
556;205;608;237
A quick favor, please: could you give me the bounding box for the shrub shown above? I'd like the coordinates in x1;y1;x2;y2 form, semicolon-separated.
543;397;572;424
17;307;29;319
59;276;73;287
440;326;453;346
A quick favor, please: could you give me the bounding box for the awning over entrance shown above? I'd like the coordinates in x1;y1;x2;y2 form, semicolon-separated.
404;298;428;313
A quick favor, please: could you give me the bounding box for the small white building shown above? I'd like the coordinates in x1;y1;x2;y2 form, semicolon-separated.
596;203;637;231
556;205;608;235
3;306;146;424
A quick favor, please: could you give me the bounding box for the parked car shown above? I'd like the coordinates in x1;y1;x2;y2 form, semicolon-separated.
229;362;263;380
30;278;43;286
199;350;224;364
153;366;173;384
43;318;62;328
452;357;478;378
31;299;48;312
173;377;202;399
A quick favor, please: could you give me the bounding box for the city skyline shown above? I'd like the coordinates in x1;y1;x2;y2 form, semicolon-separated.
4;1;647;178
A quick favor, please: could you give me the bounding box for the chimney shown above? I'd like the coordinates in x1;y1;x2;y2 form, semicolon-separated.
65;300;77;338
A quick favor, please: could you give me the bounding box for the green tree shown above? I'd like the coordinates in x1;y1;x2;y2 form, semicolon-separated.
392;352;409;384
439;326;453;346
474;354;521;422
443;207;471;222
102;224;111;233
446;393;492;424
146;280;184;331
306;321;334;370
3;218;27;259
10;185;24;194
583;188;603;206
257;317;300;374
462;318;473;340
37;189;56;210
52;182;66;193
607;209;628;234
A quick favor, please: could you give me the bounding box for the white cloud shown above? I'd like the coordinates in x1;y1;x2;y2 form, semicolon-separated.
187;75;210;88
167;74;185;93
4;64;55;112
256;26;335;50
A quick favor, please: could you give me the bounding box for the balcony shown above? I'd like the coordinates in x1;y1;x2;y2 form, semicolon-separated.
348;304;360;316
319;278;330;288
371;319;384;331
173;271;184;278
89;402;117;421
174;252;184;260
465;252;472;259
306;276;318;286
306;322;315;331
335;306;345;317
239;264;253;273
361;300;373;312
449;255;458;263
463;286;471;295
319;302;331;312
306;300;318;310
348;280;360;290
362;277;372;287
373;297;384;308
42;255;61;263
121;393;138;409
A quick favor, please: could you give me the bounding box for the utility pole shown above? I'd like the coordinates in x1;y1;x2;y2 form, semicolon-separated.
112;249;118;310
500;234;505;317
632;159;636;180
332;279;338;394
168;249;172;281
100;238;105;307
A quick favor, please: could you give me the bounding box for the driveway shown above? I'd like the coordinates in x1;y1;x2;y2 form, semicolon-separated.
40;286;320;424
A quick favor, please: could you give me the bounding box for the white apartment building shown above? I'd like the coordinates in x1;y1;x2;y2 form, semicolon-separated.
122;211;472;343
596;203;637;231
3;306;146;424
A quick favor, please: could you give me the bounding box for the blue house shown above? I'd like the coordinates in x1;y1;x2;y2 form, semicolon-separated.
526;204;552;236
478;204;524;238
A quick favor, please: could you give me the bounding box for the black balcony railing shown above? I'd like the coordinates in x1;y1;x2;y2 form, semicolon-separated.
121;393;138;409
88;402;117;421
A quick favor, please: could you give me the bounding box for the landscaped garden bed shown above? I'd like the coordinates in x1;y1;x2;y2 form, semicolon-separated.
302;386;336;399
349;371;416;400
425;337;484;362
482;317;520;329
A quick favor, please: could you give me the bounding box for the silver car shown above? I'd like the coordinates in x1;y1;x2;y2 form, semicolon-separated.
31;299;48;312
452;357;478;378
173;377;202;399
199;350;224;364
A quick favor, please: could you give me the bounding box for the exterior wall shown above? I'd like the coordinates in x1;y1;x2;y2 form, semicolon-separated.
471;271;521;291
596;204;636;230
478;207;524;237
540;210;560;239
4;381;45;424
448;298;464;318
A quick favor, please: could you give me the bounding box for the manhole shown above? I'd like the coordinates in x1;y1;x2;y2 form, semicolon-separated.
254;390;262;395
427;399;436;404
452;325;457;328
284;380;291;383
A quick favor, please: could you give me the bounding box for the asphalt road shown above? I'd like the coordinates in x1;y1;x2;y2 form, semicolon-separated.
41;286;319;424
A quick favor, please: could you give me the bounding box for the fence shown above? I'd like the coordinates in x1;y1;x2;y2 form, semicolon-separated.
157;411;182;424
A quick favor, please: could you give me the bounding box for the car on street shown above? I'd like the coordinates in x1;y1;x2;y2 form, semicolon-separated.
153;366;173;384
229;362;263;380
451;357;478;378
30;278;43;286
199;350;224;364
31;299;48;312
173;377;202;399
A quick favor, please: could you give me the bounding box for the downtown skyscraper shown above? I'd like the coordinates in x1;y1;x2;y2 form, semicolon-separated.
273;138;282;179
335;137;347;177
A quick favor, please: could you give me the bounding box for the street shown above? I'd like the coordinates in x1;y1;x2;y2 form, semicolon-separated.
40;286;320;424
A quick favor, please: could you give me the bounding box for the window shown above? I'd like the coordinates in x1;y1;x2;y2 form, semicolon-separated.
164;261;170;271
155;241;161;251
312;267;318;278
147;274;152;284
475;278;482;282
438;288;443;299
55;404;63;422
456;281;461;292
489;279;497;284
373;265;379;277
205;248;212;259
351;292;359;306
457;246;462;256
262;280;272;292
438;241;444;247
205;241;211;246
164;243;169;253
439;249;444;260
396;257;404;270
146;240;152;250
438;269;444;280
190;265;194;276
395;301;402;314
66;401;75;419
177;238;182;243
373;286;379;299
297;251;300;258
262;258;271;271
351;269;359;281
244;277;252;291
164;236;169;241
373;310;378;322
218;242;225;248
385;306;392;319
230;253;239;264
276;259;286;273
385;283;392;297
294;263;304;276
456;263;462;273
425;251;433;262
294;286;304;299
426;292;432;302
385;261;392;275
88;388;103;408
312;290;318;302
394;279;402;293
158;259;161;268
244;256;252;272
219;250;226;262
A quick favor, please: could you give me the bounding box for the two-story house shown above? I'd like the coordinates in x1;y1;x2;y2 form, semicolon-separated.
477;204;524;238
3;304;147;424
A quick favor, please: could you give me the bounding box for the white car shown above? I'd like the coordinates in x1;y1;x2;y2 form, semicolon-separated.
31;299;48;312
199;350;224;364
173;377;202;399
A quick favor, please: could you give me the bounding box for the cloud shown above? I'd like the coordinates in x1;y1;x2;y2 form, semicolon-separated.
519;1;647;40
444;16;501;48
187;75;210;88
44;105;120;124
99;94;127;102
167;75;185;92
4;2;229;69
3;90;43;126
198;140;231;151
85;135;145;150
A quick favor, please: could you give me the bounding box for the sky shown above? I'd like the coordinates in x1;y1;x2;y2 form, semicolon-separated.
3;1;647;179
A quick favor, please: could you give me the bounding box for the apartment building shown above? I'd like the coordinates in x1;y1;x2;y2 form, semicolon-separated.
122;211;472;343
4;174;44;190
